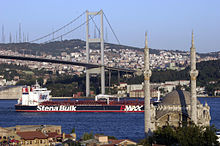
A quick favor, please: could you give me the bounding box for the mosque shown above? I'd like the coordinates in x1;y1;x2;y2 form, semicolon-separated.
144;32;211;133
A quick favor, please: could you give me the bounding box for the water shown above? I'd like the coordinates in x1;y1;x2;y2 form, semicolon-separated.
0;98;219;141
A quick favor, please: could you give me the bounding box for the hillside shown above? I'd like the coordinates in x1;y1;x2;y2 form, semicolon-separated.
0;39;218;58
128;59;220;95
0;39;180;56
0;59;219;96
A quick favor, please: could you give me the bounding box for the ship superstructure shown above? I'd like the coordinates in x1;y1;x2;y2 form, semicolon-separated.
17;81;51;106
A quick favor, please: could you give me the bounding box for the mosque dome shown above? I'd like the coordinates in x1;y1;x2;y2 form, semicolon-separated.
159;90;200;106
154;90;210;128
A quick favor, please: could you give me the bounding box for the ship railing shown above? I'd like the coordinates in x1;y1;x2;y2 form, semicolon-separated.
40;100;144;106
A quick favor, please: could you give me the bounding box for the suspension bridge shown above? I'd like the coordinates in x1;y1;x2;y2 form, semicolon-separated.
0;10;138;97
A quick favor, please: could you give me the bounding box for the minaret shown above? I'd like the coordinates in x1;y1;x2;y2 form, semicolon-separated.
144;32;152;134
190;31;198;124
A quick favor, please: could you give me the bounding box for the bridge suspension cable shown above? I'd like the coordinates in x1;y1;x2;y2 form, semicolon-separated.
29;11;86;43
89;12;121;45
103;12;121;45
44;10;101;43
89;15;101;37
28;10;119;45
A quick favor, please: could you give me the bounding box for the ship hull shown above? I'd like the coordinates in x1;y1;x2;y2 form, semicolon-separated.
15;104;144;113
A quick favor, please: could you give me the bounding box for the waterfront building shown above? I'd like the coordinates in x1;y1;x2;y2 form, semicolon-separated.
6;125;62;134
16;131;49;146
129;89;158;98
0;125;76;145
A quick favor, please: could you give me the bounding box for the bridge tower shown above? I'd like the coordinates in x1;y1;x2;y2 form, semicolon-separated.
86;10;105;97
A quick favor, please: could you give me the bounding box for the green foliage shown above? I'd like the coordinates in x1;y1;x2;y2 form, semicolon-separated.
81;132;94;141
64;141;81;146
127;75;144;84
176;124;203;146
71;128;75;133
140;124;219;146
108;135;117;140
202;125;219;146
45;74;84;97
149;126;178;146
0;64;29;80
127;59;220;95
151;69;189;83
16;79;36;86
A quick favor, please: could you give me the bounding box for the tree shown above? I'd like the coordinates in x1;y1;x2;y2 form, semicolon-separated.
140;124;219;146
81;132;94;141
108;136;117;140
176;124;203;146
150;126;178;146
202;125;219;146
71;128;75;133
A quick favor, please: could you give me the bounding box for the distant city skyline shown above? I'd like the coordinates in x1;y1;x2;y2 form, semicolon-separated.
0;0;220;53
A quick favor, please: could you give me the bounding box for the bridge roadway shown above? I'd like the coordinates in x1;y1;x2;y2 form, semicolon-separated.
0;54;135;73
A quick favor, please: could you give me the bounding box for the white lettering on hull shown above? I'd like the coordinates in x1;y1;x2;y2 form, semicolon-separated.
37;105;76;111
124;105;143;111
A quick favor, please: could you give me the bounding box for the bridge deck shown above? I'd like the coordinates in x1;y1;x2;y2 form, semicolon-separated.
0;54;135;72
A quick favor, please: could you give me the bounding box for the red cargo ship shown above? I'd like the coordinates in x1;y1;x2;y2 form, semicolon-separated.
15;82;144;112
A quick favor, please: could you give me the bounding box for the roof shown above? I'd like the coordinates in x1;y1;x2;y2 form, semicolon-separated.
0;127;9;132
108;139;137;145
16;131;48;140
156;90;201;120
109;139;124;144
94;134;107;138
6;125;61;132
46;132;58;138
159;90;200;106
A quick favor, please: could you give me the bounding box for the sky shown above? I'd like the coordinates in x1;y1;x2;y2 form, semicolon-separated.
0;0;220;53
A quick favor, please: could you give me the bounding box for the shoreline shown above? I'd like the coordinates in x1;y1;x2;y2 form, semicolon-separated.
198;96;220;98
1;96;220;100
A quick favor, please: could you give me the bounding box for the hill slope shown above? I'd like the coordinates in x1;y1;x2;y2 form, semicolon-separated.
128;59;220;95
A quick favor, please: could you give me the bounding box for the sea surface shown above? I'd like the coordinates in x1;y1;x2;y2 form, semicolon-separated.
0;98;219;141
